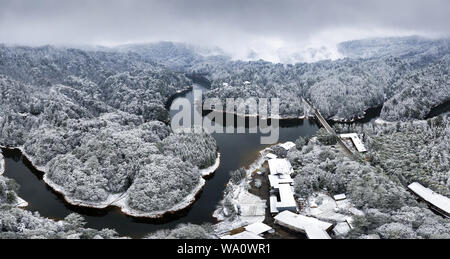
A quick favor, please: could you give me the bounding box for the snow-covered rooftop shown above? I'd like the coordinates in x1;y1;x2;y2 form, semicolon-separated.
270;195;279;214
274;211;333;233
277;184;297;211
305;225;331;239
408;182;450;216
268;159;293;176
333;194;346;201
221;231;264;240
244;222;273;235
340;133;367;153
279;142;296;151
266;153;278;160
268;174;293;189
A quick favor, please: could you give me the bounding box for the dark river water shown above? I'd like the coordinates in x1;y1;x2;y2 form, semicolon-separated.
3;84;378;238
425;100;450;119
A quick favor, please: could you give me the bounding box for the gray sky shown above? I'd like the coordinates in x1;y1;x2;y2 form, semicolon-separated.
0;0;449;61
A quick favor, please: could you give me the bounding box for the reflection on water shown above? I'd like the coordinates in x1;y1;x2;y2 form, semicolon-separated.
3;84;320;238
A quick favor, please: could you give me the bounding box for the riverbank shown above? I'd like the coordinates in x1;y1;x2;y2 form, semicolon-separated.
212;142;311;239
425;99;450;119
0;151;4;175
213;149;268;236
204;108;309;120
2;145;221;219
164;85;194;110
110;153;221;218
0;148;28;208
204;104;382;124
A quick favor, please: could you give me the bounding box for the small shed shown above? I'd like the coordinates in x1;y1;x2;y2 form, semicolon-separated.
333;222;351;236
333;194;347;201
244;222;273;236
266;153;278;160
268;174;293;190
280;142;296;151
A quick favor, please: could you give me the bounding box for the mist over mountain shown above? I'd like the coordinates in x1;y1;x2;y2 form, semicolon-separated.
1;0;449;63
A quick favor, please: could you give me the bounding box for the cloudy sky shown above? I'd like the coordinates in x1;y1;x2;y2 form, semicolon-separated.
0;0;449;61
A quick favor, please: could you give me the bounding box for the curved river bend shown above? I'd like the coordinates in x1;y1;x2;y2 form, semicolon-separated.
3;84;372;238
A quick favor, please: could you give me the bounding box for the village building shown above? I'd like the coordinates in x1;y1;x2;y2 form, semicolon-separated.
333;194;347;201
268;159;293;176
279;141;296;151
244;222;273;236
408;182;450;218
339;133;367;153
274;211;333;235
305;225;332;239
276;184;298;212
267;158;297;213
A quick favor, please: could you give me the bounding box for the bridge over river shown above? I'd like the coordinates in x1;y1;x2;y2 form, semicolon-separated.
302;98;354;156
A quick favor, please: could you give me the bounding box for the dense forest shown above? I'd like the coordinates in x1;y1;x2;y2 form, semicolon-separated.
1;151;121;239
0;45;218;216
287;115;450;239
120;37;449;121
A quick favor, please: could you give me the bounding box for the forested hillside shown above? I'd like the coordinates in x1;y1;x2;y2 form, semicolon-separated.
119;37;449;121
0;46;218;215
199;38;449;121
288;115;450;238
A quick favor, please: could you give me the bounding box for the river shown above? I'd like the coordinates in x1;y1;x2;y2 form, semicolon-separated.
2;84;375;238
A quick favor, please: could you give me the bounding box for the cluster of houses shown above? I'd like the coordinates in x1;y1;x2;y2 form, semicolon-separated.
268;158;297;214
260;134;367;239
266;142;336;239
221;132;450;240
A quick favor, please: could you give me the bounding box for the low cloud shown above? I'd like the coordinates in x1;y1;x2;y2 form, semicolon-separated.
0;0;448;61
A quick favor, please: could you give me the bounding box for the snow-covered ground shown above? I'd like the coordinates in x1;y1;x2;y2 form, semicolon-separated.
12;197;29;208
200;153;221;177
301;192;364;236
213;148;269;236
